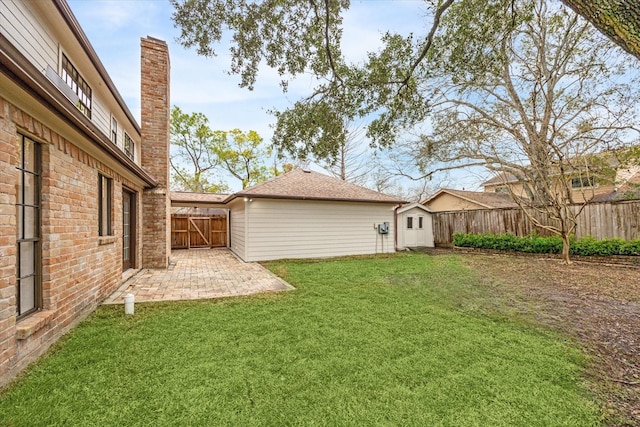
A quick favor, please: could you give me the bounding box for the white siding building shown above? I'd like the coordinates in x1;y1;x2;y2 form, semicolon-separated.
396;203;434;249
228;169;403;261
228;197;247;259
170;169;405;261
233;198;396;261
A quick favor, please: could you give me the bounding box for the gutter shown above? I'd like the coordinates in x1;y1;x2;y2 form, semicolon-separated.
226;193;407;205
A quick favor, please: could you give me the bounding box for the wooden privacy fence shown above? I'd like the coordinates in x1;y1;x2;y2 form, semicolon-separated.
171;215;227;249
433;200;640;247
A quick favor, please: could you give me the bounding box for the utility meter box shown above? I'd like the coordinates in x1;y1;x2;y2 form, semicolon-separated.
377;222;389;234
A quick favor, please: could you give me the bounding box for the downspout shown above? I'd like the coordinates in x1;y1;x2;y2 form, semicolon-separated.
226;209;231;248
394;204;403;252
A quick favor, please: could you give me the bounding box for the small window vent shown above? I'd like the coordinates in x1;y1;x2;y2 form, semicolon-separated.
45;65;80;106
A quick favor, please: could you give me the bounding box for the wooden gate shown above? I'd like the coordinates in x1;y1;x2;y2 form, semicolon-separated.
171;215;227;249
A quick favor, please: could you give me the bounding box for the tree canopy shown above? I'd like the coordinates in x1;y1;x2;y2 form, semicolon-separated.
171;0;457;159
213;128;274;189
170;105;229;193
171;0;639;163
169;106;274;192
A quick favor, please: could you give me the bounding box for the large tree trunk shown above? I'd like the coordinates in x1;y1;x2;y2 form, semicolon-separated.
561;233;572;264
560;0;640;60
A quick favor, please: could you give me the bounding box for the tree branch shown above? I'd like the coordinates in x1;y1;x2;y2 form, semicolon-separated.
398;0;456;92
323;0;344;86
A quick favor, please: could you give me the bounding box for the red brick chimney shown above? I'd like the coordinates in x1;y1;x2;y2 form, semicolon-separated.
140;37;170;268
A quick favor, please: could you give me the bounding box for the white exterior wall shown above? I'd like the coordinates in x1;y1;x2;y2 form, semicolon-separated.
240;198;397;262
397;206;434;249
0;0;140;163
91;96;110;139
228;198;246;260
1;0;58;73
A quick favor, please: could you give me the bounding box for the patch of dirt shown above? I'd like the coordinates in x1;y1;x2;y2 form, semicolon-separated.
427;249;640;426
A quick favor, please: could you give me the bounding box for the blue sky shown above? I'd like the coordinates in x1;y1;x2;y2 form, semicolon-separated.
67;0;485;193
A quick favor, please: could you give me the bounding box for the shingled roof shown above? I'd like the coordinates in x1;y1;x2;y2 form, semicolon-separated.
482;172;518;186
591;170;640;202
171;191;229;205
233;168;405;204
424;188;519;209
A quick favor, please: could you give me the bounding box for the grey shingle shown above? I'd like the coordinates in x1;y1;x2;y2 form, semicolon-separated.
234;168;405;204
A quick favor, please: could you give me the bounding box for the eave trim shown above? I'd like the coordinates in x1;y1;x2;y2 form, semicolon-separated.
0;33;157;188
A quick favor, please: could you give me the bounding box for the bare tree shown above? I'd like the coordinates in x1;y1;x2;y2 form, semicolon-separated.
422;0;640;263
317;120;369;185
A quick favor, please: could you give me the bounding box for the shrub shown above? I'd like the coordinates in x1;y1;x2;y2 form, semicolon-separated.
453;232;639;257
571;236;627;256
528;235;564;254
621;239;640;256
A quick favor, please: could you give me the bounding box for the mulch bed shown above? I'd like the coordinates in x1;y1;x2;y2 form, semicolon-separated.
424;248;640;426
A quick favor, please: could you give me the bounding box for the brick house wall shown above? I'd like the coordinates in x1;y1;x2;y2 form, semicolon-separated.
0;97;145;386
0;98;19;383
0;7;171;383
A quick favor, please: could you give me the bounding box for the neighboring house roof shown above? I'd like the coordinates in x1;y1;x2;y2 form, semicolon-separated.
591;169;640;202
483;173;518;186
483;149;640;188
397;203;432;214
234;168;406;203
482;162;640;203
169;169;405;206
423;188;519;209
171;207;227;216
590;190;640;202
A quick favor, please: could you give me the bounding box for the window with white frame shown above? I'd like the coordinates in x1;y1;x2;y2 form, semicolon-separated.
124;133;134;160
111;117;118;144
98;174;113;236
571;176;596;189
61;54;92;118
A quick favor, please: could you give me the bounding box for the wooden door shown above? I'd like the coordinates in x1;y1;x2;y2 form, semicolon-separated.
210;216;227;247
189;217;211;248
405;214;418;247
122;189;135;270
171;214;227;249
171;217;189;248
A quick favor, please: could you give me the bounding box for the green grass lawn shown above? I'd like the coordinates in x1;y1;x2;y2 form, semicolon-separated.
0;253;602;426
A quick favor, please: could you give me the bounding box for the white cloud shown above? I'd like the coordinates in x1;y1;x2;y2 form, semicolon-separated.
68;0;153;31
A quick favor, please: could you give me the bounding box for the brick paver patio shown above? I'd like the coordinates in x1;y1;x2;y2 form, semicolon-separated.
104;249;293;304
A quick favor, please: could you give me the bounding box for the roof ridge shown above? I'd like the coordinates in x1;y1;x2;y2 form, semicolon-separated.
235;167;405;203
240;167;302;192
